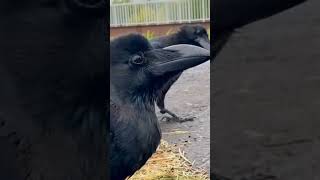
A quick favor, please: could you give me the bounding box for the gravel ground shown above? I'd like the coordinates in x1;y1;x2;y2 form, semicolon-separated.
158;61;211;174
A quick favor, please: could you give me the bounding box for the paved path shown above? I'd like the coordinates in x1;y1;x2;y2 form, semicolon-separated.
158;61;211;174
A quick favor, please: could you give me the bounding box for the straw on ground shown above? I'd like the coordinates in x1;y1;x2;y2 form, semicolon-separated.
128;140;209;180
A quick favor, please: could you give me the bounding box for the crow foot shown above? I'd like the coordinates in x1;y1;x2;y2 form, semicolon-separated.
160;109;194;123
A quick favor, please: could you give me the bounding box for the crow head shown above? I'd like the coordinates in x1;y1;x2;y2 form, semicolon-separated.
177;25;210;50
110;34;210;102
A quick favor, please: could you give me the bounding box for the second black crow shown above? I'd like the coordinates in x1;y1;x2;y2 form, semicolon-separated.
150;25;210;122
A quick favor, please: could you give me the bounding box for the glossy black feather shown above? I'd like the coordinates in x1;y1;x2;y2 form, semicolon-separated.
151;25;208;49
0;1;107;179
110;34;162;180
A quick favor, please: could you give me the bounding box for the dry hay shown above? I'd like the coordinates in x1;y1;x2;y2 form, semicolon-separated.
128;140;209;180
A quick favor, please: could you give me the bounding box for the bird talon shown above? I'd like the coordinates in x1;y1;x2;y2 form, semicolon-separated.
160;116;170;122
176;117;195;123
179;117;195;122
159;110;167;114
160;116;194;123
159;109;179;118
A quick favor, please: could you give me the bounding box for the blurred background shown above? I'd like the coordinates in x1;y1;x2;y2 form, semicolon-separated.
212;0;320;179
110;0;210;38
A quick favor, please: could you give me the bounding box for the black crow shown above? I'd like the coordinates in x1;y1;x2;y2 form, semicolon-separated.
110;33;210;180
150;25;210;122
0;1;107;179
212;0;308;59
151;25;210;50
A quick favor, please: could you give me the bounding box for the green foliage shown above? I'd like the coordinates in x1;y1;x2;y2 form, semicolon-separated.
143;30;155;40
166;28;174;35
143;27;210;41
143;28;175;40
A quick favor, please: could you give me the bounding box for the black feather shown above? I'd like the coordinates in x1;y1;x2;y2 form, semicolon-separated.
0;2;107;179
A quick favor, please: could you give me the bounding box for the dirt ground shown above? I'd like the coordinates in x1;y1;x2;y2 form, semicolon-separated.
212;0;320;179
158;61;211;174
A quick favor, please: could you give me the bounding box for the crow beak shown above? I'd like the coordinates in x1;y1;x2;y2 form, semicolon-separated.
195;36;210;50
149;44;210;76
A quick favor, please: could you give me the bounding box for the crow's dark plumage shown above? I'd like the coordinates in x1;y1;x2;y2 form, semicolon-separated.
110;34;210;180
0;1;107;179
212;0;308;59
150;25;210;122
151;25;210;50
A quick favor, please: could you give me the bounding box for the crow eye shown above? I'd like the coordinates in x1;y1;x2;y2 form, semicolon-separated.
131;54;145;65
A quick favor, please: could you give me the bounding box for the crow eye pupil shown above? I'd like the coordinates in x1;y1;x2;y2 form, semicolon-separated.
131;55;144;65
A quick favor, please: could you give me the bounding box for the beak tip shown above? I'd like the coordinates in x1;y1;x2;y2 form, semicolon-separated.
196;37;211;50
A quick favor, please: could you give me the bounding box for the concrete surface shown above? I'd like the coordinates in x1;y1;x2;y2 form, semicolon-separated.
158;61;211;174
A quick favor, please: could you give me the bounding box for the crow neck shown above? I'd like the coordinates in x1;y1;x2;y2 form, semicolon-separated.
111;85;156;112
